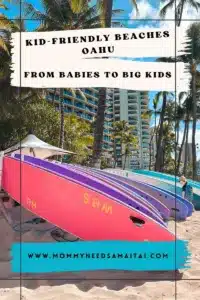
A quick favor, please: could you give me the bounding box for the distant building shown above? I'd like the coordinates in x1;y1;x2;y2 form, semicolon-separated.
46;88;113;157
46;88;151;169
112;89;150;170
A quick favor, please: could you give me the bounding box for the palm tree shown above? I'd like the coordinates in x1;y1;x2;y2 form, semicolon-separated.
160;0;200;26
145;100;175;171
0;0;11;9
89;0;115;168
0;16;18;87
176;92;186;148
23;0;103;150
70;0;138;168
183;120;190;175
112;120;138;170
157;23;200;178
176;94;192;174
154;91;174;171
175;105;185;173
0;17;42;114
122;134;138;170
112;120;126;167
187;23;200;179
141;100;161;170
152;96;161;150
161;122;175;172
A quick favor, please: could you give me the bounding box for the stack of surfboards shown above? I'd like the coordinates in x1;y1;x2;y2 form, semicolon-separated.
1;154;194;242
131;169;200;210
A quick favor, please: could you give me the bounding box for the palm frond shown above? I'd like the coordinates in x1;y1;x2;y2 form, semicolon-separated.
97;0;107;27
12;18;26;32
22;2;49;19
188;0;200;11
130;0;139;15
112;9;124;15
0;3;8;9
178;91;187;103
75;89;86;101
154;92;163;105
69;0;87;13
0;14;14;29
0;36;9;54
159;0;175;18
156;56;178;62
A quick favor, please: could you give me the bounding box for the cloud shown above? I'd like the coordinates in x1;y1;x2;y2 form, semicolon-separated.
160;3;200;31
129;1;200;31
129;0;158;19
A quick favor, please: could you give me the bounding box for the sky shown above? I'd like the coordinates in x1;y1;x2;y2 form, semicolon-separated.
2;0;200;154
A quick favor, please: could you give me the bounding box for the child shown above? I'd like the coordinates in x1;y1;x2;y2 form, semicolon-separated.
179;175;193;204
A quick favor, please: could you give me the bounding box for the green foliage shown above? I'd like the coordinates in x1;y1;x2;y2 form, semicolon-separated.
0;99;60;150
163;158;176;175
159;0;200;26
22;0;102;30
0;98;93;164
64;114;93;164
112;120;138;169
100;156;110;169
0;7;94;165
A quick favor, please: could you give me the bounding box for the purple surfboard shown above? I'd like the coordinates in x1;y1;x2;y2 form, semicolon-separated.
14;154;165;226
102;170;189;220
64;163;163;217
65;163;170;221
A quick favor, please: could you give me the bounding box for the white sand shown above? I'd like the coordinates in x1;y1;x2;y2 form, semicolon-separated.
0;207;200;299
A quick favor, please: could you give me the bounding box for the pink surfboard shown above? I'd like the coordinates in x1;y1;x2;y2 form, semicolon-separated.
2;156;175;241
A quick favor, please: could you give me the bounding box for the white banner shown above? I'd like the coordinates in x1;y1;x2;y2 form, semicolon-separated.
11;57;189;91
10;28;190;91
11;27;187;61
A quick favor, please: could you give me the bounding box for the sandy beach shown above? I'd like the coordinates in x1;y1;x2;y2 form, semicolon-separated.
0;207;200;299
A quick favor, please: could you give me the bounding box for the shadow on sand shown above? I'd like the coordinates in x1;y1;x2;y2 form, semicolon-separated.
0;270;183;291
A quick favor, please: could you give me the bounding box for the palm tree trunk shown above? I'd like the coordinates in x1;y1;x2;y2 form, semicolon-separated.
154;110;157;147
175;119;180;175
149;142;152;170
155;94;167;171
154;110;157;171
123;152;127;170
177;120;188;174
114;154;118;168
177;2;184;27
91;88;107;168
113;139;118;168
114;158;117;168
192;63;197;180
176;120;180;148
91;0;113;168
183;121;189;175
161;142;165;172
149;131;154;170
52;88;57;111
59;88;65;149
